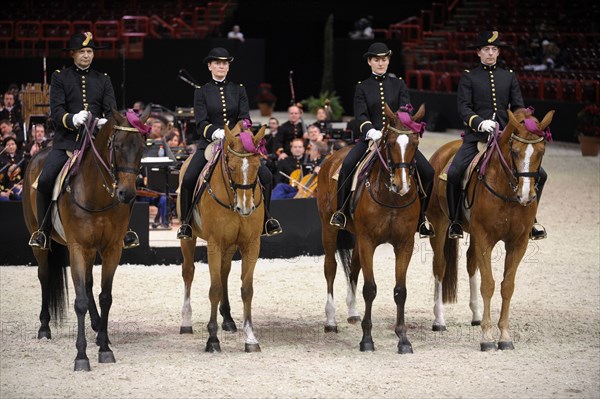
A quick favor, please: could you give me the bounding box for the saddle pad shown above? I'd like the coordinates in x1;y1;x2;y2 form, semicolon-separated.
438;141;488;189
332;142;377;194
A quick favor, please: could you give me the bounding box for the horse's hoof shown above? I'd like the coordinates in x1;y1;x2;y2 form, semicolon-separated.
179;326;193;334
205;341;221;353
245;343;261;353
324;325;338;333
480;341;497;351
222;320;238;333
432;324;447;332
37;329;51;340
347;316;361;324
98;351;116;363
359;340;375;352
397;344;414;354
498;341;514;350
74;358;91;371
471;320;481;326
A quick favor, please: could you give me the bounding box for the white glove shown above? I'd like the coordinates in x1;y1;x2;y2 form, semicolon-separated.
212;128;225;141
366;128;382;141
478;119;496;134
97;118;108;129
72;110;89;128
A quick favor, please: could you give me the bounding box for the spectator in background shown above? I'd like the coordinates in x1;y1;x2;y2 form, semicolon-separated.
227;25;245;42
165;131;181;147
26;123;50;158
272;138;305;199
132;100;145;114
0;136;26;200
149;119;165;139
304;123;325;153
0;119;17;143
349;16;374;40
273;104;305;161
264;116;280;175
315;106;332;139
0;91;23;128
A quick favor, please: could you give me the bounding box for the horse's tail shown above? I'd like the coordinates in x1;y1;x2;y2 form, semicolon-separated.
336;229;355;283
47;243;69;324
442;236;458;304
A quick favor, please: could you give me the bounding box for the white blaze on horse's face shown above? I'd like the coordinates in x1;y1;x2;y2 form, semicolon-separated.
236;158;254;215
394;135;411;196
516;143;536;206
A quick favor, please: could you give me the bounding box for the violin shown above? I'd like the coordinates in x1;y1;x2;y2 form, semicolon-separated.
136;187;161;199
293;171;318;199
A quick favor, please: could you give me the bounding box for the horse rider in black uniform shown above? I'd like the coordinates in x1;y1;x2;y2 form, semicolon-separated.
330;42;435;238
29;32;140;250
177;47;282;240
447;31;547;240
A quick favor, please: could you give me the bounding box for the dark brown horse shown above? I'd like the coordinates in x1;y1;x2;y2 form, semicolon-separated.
22;110;148;370
177;123;266;352
317;104;425;353
427;108;554;350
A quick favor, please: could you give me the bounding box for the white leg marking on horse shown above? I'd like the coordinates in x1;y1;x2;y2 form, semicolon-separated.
395;135;410;195
469;272;482;323
325;293;337;327
433;279;445;327
243;320;259;345
519;144;534;204
181;296;192;328
346;281;360;318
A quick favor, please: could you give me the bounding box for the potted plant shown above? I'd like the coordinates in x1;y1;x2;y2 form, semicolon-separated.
576;104;600;156
256;83;277;116
301;90;345;121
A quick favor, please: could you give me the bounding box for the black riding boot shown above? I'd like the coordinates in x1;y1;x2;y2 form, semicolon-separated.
29;192;53;250
262;183;282;236
530;182;547;240
177;186;194;240
417;189;435;238
446;182;463;239
330;173;349;229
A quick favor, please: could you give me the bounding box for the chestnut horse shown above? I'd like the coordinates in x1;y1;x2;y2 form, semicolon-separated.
22;110;148;371
427;108;554;351
178;123;266;353
317;104;425;353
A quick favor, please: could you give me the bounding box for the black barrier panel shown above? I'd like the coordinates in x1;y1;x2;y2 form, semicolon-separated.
0;201;149;266
1;198;324;265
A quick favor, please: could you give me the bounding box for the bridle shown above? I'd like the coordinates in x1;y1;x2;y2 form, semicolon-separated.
68;113;147;213
206;137;263;214
365;121;419;209
475;118;549;203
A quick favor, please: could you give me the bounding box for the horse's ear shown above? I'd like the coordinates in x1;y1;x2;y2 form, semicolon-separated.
140;105;152;124
230;121;242;136
508;109;519;128
224;124;235;144
253;124;266;146
412;103;426;121
112;107;125;124
383;103;395;122
538;110;555;130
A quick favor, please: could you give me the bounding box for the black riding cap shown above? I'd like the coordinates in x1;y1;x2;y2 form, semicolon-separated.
203;47;234;64
63;32;105;50
468;31;509;49
363;42;392;58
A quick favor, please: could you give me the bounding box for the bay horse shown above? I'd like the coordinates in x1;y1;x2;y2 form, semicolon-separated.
427;108;554;351
22;110;149;371
317;104;425;353
178;122;266;353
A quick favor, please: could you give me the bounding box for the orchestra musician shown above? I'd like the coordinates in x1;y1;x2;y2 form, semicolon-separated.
0;136;26;200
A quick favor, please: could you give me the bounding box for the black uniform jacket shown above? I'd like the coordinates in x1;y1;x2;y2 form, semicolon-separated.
354;73;410;140
273;121;305;157
457;63;525;143
193;79;250;148
50;65;116;151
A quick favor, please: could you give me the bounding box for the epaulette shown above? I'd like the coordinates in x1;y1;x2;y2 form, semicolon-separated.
464;69;470;73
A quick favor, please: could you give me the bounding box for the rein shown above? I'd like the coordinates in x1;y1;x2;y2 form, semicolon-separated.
68;111;147;213
206;136;263;213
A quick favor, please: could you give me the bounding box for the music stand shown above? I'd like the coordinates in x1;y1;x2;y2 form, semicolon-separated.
141;139;177;225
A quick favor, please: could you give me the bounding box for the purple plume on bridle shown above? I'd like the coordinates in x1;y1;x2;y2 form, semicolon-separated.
523;118;552;142
397;111;426;137
126;110;152;135
241;118;252;130
239;131;266;155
